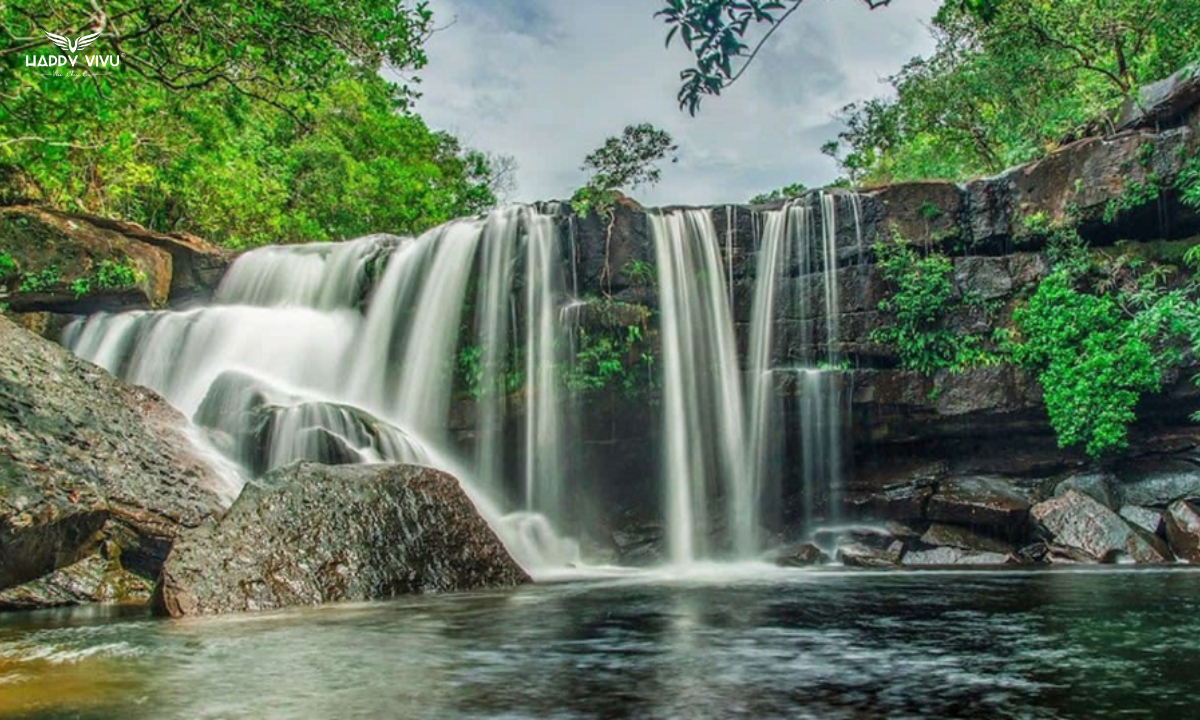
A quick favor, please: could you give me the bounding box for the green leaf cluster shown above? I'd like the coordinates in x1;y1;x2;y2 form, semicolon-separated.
870;235;991;374
1010;271;1165;457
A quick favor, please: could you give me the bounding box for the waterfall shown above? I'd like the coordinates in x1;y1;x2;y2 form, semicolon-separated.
66;206;579;573
743;192;854;534
63;196;860;570
650;209;747;563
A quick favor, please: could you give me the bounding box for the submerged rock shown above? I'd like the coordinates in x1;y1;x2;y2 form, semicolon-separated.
157;462;531;617
1031;490;1172;564
774;542;830;567
0;316;227;603
0;554;152;610
1164;500;1200;563
902;547;1011;566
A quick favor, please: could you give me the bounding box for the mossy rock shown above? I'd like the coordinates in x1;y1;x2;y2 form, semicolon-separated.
0;206;171;313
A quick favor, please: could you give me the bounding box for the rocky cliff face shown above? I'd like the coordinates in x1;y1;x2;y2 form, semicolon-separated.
0;315;232;608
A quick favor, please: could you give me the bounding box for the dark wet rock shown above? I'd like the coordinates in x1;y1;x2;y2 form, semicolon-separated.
834;530;906;568
1031;490;1172;564
1164;500;1200;564
919;523;1014;555
612;523;666;566
953;257;1013;301
1055;472;1121;509
902;547;1011;566
1046;543;1102;565
195;370;424;475
835;542;902;568
927;476;1033;537
0;553;152;610
842;483;932;522
157;462;530;617
1119;505;1166;537
0;316;227;601
1115;458;1200;507
774;542;830;568
837;540;905;568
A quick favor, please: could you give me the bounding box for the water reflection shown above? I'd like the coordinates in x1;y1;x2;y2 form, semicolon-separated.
2;568;1199;718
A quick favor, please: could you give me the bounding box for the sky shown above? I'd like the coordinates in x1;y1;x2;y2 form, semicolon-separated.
408;0;941;206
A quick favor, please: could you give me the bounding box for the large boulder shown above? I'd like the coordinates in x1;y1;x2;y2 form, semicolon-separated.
1164;500;1200;563
1116;458;1200;507
1030;490;1172;564
927;476;1033;538
156;462;531;617
0;316;228;603
0;206;231;317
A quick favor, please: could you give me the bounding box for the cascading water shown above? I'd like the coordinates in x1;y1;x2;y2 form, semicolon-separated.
650;209;748;563
743;192;858;532
63;195;860;570
65;206;579;572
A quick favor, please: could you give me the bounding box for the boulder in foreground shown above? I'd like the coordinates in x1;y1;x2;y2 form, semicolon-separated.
0;316;228;604
156;462;531;617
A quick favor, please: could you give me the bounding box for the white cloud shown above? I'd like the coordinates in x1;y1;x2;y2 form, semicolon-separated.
410;0;940;206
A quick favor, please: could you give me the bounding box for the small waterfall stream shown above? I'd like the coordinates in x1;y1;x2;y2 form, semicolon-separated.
64;197;862;570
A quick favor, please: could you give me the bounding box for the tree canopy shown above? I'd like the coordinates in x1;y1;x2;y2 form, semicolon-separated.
1;1;504;247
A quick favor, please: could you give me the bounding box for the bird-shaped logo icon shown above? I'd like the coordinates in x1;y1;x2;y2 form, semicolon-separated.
44;31;102;54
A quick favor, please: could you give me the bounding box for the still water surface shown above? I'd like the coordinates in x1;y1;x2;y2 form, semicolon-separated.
2;566;1198;719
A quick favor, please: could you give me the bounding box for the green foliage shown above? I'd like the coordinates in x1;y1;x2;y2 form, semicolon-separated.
1010;271;1167;457
749;182;808;205
0;251;16;279
871;234;991;374
582;124;678;191
1178;155;1200;210
1;4;502;248
621;259;658;287
565;323;657;398
69;260;147;298
18;266;61;293
657;0;892;114
821;0;1200;184
454;344;524;401
1102;175;1161;223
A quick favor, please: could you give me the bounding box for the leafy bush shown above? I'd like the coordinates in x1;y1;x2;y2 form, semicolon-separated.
1010;272;1160;456
871;235;991;374
0;251;16;279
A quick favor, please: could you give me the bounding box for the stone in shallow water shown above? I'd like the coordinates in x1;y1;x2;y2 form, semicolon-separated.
156;462;531;617
0;554;152;610
773;542;830;568
1031;490;1172;564
836;539;905;568
0;316;225;601
902;547;1011;566
1165;500;1200;564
